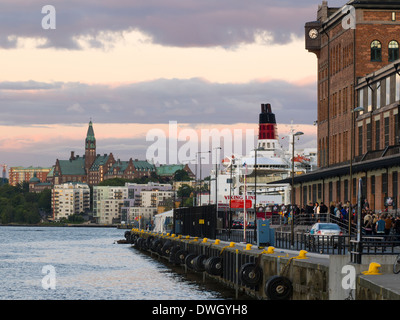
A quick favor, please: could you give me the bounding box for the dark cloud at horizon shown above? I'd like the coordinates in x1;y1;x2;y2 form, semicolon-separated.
0;0;346;50
0;78;317;127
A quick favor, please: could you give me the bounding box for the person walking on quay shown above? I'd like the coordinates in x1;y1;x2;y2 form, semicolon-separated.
363;199;370;211
319;202;328;222
306;202;314;224
313;202;320;222
384;214;393;236
372;213;379;235
340;205;348;222
376;214;386;235
363;211;373;235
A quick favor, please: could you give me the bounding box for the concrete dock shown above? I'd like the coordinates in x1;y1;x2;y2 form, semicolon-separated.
125;229;400;300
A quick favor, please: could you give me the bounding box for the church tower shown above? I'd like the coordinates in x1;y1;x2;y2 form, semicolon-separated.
85;121;96;173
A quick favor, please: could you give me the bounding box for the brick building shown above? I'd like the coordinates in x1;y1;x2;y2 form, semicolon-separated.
286;0;400;212
52;121;155;186
8;166;52;187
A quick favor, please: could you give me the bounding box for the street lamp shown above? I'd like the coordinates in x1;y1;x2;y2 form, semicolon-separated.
197;150;210;206
213;147;222;219
291;131;304;247
349;106;364;237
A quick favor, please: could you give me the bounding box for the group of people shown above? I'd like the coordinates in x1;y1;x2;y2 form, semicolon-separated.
296;200;400;238
363;211;400;237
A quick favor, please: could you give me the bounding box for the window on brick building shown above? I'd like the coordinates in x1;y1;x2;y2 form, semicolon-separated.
371;40;382;62
382;173;388;195
389;40;399;62
384;116;390;147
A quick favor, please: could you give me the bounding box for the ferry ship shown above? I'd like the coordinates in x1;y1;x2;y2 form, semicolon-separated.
202;103;317;212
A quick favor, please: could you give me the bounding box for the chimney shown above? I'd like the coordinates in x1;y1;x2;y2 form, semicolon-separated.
258;103;277;141
70;151;75;160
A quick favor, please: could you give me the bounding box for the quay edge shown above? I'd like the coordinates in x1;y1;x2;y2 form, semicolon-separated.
124;229;400;300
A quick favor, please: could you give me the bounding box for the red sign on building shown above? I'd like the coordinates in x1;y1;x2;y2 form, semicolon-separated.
230;199;252;209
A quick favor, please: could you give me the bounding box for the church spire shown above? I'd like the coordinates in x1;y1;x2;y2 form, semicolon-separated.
86;120;96;147
85;120;96;174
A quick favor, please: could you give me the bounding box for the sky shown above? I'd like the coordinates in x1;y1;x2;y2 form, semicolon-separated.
0;0;347;174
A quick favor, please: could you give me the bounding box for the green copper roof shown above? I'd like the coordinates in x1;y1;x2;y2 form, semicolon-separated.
86;121;95;142
156;164;185;176
90;154;109;171
133;160;155;171
108;160;129;175
58;158;86;176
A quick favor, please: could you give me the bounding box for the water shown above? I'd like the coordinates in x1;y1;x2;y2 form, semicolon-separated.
0;226;233;300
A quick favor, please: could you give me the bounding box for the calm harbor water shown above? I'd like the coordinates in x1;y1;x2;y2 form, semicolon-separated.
0;226;235;300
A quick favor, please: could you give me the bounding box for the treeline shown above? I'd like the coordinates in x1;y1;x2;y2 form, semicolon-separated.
0;182;51;224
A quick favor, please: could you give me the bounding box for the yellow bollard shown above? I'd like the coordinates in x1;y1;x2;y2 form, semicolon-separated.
266;246;275;254
362;262;382;275
295;250;308;259
245;244;253;250
202;238;208;243
214;239;220;245
229;242;235;247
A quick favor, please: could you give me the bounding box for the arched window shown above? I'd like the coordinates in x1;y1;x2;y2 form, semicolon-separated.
388;40;399;61
371;40;382;62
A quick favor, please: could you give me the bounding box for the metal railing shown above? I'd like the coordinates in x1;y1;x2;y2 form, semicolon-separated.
216;228;256;243
275;231;350;254
350;235;400;263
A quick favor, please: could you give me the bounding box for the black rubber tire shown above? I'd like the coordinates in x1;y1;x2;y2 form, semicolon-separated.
185;253;197;269
130;234;138;245
146;236;155;248
264;275;293;300
204;257;223;276
136;237;144;249
192;254;207;272
156;241;164;255
174;250;188;265
238;263;262;287
169;245;181;264
394;254;400;274
150;239;162;252
161;242;173;257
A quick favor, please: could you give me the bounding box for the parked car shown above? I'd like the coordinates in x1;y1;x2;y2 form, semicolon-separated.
308;223;343;247
246;221;255;229
309;223;343;236
232;220;243;229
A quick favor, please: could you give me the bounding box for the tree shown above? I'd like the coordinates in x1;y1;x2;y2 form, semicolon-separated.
173;169;191;182
38;189;52;213
177;184;194;198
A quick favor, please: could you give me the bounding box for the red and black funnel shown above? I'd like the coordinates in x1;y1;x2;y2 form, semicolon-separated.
259;103;277;140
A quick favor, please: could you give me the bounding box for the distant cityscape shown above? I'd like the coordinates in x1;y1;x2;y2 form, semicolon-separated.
2;121;198;226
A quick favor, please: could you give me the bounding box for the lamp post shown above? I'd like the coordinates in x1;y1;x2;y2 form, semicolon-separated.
253;147;261;243
349;106;364;237
198;150;210;206
291;131;304;247
214;147;222;220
